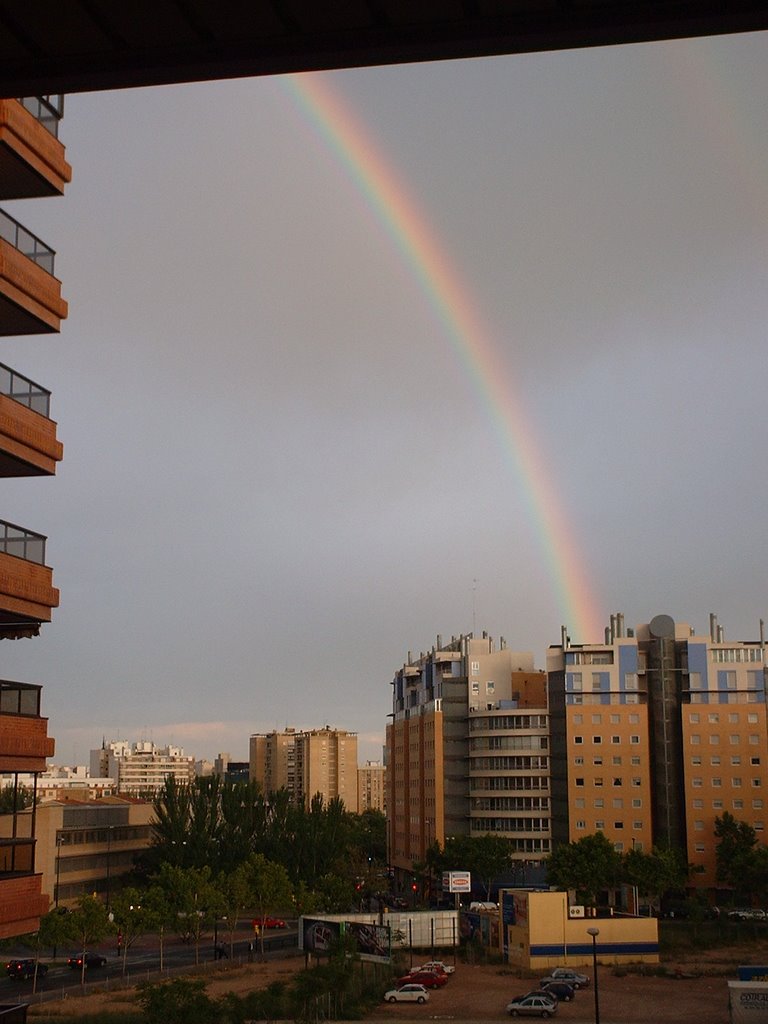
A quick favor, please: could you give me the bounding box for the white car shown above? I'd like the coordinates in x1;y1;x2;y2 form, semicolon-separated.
385;983;430;1004
418;960;455;975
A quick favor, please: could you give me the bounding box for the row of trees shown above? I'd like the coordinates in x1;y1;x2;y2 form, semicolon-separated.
144;777;386;886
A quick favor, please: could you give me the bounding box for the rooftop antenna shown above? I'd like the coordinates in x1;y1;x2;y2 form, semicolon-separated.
472;578;478;635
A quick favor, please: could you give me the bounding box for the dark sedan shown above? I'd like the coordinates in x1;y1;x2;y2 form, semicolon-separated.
67;952;107;970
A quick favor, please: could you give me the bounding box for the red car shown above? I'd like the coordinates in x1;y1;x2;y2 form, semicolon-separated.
397;970;448;989
252;916;287;929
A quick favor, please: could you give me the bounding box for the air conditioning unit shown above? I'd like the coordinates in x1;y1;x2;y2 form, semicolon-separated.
568;906;585;918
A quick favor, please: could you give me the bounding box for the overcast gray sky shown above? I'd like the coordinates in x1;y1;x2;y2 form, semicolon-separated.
3;31;767;767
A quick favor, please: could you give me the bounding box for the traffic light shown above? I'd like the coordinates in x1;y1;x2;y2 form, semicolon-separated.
411;881;418;893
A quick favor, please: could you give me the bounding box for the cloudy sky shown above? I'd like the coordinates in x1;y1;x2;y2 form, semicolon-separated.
3;30;767;767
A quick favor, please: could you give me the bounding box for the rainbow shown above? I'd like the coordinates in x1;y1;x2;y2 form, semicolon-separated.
280;73;602;643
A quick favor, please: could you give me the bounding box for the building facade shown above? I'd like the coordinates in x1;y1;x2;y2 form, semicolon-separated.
386;633;549;882
249;727;359;811
358;760;386;812
0;95;70;938
547;613;768;887
90;740;195;796
0;798;154;908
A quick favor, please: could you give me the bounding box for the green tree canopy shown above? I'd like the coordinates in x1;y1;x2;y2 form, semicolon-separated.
546;832;623;906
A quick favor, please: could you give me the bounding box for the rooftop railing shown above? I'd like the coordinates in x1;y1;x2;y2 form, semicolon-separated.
0;679;42;717
17;95;64;138
0;519;47;565
0;208;55;274
0;362;51;417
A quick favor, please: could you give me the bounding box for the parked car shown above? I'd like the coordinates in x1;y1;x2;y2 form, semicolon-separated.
728;908;766;922
67;952;107;970
507;993;558;1017
6;958;48;981
541;981;575;1001
512;991;557;1007
540;967;589;989
252;916;287;929
385;983;429;1004
418;960;455;975
398;969;448;988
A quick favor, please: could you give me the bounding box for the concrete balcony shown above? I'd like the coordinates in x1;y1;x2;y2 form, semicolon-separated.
0;96;71;199
0;521;58;637
0;681;54;771
0;871;49;940
0;363;62;476
0;210;67;335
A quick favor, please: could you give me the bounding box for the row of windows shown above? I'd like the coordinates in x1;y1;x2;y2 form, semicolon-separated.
574;777;642;787
689;734;762;745
574;756;642;766
691;798;763;810
567;694;642;705
690;777;762;788
471;776;549;791
573;798;643;808
469;714;548;731
570;672;638;690
471;796;550;811
691;756;761;766
573;734;642;745
472;818;550;834
573;713;642;724
471;756;549;771
575;820;644;831
688;710;761;723
567;652;614;665
711;647;764;663
470;736;548;752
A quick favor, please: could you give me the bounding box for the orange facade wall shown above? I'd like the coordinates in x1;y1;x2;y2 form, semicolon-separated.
0;712;54;771
0;393;63;474
0;550;59;622
0;874;49;939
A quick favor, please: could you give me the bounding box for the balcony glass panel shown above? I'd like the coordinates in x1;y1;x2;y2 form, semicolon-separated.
0;681;41;715
0;362;51;417
0;838;35;875
0;520;47;565
0;209;55;274
17;96;63;138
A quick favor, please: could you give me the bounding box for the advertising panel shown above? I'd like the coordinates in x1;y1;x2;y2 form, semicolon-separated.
442;870;471;893
346;921;391;963
302;917;342;954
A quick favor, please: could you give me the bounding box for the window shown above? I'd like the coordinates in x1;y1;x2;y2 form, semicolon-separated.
632;798;642;808
573;714;583;724
733;778;742;788
690;735;701;745
630;735;640;745
710;734;720;745
592;714;602;724
694;843;705;854
691;756;702;766
733;799;744;810
575;820;586;830
574;798;585;808
713;778;722;788
593;735;602;744
612;756;622;766
613;777;623;787
593;756;603;766
729;713;739;723
713;800;723;809
471;661;480;674
592;674;603;691
595;820;605;830
629;714;640;724
594;778;604;787
750;734;760;745
692;799;703;809
631;777;641;787
692;778;703;788
574;756;584;766
575;778;584;787
471;681;479;695
631;756;641;766
711;756;721;766
611;735;620;744
752;757;761;766
610;714;620;724
612;798;623;808
625;673;638;690
571;673;583;691
708;713;720;723
753;799;764;809
732;756;742;766
614;820;624;829
486;680;495;694
633;821;643;830
594;798;604;808
689;713;700;723
748;713;759;724
694;820;704;830
574;735;584;744
753;778;762;788
730;734;740;745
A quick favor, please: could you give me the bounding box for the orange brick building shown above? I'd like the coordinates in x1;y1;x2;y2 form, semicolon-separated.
0;95;70;937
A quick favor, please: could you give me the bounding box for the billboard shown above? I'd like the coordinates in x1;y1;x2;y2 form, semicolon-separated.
443;870;471;893
346;921;391;963
302;917;342;954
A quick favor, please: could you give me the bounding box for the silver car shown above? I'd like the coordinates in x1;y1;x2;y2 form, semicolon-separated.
540;967;589;988
507;993;558;1017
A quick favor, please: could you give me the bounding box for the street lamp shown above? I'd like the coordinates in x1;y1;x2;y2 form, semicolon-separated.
54;833;63;908
586;927;600;1024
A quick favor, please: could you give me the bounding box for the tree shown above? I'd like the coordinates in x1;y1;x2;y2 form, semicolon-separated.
110;886;157;975
623;845;689;915
155;863;224;964
245;853;293;960
715;812;758;901
546;833;622;906
216;861;253;957
0;783;33;814
65;895;114;985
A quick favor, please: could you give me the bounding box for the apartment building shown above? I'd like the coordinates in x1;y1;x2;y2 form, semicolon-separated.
0;797;154;908
90;740;195;796
0;95;70;938
249;727;358;811
547;612;768;886
358;760;386;812
386;632;549;881
1;764;116;801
